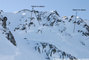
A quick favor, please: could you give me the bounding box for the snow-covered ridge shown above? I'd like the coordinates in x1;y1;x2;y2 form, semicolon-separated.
0;9;89;60
12;9;89;37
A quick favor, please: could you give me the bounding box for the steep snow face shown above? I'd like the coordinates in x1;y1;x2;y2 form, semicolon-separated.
0;9;89;60
0;25;46;60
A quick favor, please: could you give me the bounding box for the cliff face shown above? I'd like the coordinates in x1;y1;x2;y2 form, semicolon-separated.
0;9;89;60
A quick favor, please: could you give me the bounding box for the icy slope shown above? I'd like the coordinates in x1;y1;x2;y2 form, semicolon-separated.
0;9;89;60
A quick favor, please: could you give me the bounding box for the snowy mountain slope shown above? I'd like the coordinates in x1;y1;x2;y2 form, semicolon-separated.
0;9;89;60
0;24;46;60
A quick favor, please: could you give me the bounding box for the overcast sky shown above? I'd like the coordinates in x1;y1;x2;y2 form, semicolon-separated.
0;0;89;19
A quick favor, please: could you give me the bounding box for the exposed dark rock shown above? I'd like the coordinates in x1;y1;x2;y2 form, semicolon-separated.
2;17;7;28
34;42;77;60
5;31;16;46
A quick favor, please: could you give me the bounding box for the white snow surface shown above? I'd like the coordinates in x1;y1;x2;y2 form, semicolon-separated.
0;9;89;60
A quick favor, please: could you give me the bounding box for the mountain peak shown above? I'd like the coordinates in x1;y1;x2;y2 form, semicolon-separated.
0;9;89;60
